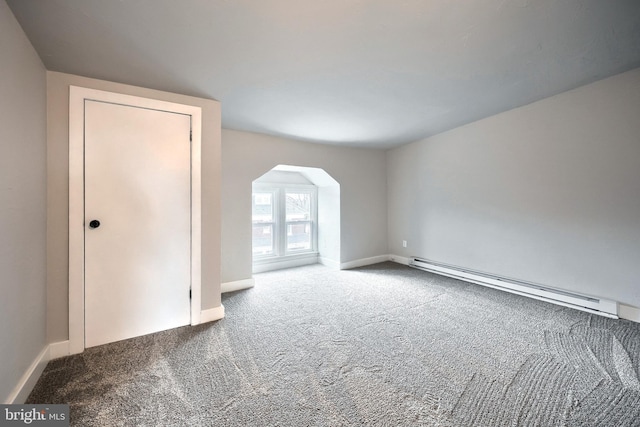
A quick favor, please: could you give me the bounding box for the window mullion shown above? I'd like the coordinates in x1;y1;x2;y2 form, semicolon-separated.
312;188;318;252
278;188;286;256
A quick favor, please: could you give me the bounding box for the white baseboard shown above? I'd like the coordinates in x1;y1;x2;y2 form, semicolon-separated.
340;255;391;270
5;345;49;404
221;278;255;293
318;257;340;270
389;254;411;265
200;305;225;323
619;304;640;323
409;257;619;318
48;341;70;360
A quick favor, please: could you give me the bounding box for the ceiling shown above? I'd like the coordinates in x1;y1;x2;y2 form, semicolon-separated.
7;0;640;149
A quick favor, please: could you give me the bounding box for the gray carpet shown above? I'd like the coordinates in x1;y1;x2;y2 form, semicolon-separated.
28;262;640;426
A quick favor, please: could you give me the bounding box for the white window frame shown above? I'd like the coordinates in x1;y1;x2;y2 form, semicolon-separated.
252;183;318;266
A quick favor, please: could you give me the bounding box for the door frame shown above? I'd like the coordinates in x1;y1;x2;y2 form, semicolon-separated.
68;86;202;354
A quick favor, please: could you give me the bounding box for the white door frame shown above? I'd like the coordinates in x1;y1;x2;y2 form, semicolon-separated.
68;86;202;354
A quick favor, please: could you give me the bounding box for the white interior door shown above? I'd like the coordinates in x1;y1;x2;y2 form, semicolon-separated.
84;99;192;348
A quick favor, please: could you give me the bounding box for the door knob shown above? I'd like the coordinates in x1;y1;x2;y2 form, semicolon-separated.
89;220;101;229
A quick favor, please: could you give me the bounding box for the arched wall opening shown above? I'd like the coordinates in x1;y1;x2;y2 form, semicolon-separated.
251;164;340;273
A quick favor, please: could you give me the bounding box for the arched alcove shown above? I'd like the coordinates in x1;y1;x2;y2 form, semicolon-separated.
251;165;340;273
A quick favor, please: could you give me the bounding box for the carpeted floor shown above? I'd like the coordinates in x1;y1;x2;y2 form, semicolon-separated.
28;262;640;426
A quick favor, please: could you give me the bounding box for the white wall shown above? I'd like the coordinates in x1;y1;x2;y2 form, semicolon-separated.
388;68;640;309
255;170;313;185
222;129;387;283
317;183;341;267
46;71;222;343
0;0;47;402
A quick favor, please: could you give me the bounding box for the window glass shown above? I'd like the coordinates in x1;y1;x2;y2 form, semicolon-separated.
285;192;311;221
252;192;274;255
252;224;273;255
286;222;311;251
252;192;273;222
286;192;311;251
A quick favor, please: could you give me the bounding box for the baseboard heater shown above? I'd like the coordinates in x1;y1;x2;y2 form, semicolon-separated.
409;257;618;318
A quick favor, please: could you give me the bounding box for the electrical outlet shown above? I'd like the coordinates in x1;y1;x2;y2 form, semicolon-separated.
402;240;407;248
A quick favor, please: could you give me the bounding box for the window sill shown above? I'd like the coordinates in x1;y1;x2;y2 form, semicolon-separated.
252;252;319;273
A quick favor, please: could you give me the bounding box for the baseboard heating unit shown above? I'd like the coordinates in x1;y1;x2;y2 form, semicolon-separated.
409;257;618;318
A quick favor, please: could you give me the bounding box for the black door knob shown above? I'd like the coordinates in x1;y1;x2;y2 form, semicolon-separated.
89;220;101;229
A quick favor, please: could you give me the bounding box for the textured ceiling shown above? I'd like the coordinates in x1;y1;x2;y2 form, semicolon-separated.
7;0;640;148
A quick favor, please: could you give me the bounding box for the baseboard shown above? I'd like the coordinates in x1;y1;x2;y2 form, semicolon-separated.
340;255;391;270
389;254;411;265
396;255;637;322
5;345;49;404
48;341;70;360
318;257;340;270
200;305;225;323
409;257;620;318
221;278;255;293
619;304;640;323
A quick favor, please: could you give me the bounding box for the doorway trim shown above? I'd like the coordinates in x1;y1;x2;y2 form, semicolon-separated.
68;86;202;354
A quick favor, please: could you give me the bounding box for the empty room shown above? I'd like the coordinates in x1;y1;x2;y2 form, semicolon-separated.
1;0;640;425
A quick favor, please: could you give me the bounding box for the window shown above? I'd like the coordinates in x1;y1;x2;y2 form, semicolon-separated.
286;191;312;252
251;191;275;256
252;184;317;260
